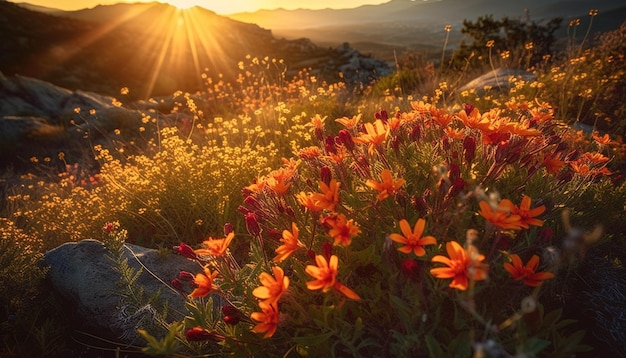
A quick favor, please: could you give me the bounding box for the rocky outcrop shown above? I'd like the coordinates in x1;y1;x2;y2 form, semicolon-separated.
459;68;536;94
42;239;205;343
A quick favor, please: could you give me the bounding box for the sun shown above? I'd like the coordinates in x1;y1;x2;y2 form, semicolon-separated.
157;1;249;13
164;0;199;9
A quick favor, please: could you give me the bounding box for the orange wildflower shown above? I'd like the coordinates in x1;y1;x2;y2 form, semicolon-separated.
266;168;293;195
298;146;322;159
431;108;454;127
444;126;466;139
353;119;388;154
310;179;341;211
543;153;566;175
274;222;301;262
252;266;290;306
583;152;609;163
456;107;491;132
335;114;362;129
510;195;545;228
365;169;405;201
296;191;322;213
308;114;326;130
251;302;280;338
245;178;267;194
503;254;554;287
592;131;617;146
306;255;360;300
389;218;437;256
509;122;541;137
195;232;235;257
430;241;488;291
189;266;218;298
478;200;523;230
322;213;361;247
529;107;554;122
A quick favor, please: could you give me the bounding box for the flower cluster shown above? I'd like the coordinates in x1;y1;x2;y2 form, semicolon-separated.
171;99;616;356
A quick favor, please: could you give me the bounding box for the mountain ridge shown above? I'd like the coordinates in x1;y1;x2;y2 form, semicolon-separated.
0;1;390;98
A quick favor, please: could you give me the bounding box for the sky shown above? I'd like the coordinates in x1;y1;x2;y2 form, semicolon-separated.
21;0;391;14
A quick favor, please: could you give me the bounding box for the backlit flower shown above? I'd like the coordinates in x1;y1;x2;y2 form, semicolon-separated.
306;255;360;300
592;132;617;146
354;119;388;154
430;241;488;291
389;218;437;256
296;191;322;213
335;114;362;129
251;302;280;338
194;232;235;257
510;195;545;228
456;107;491;132
274;222;301;262
543;153;566;175
366;169;405;201
503;254;554;287
478;200;523;230
252;266;290;306
189;266;218;298
322;213;361;247
310;179;341;211
583;152;609;163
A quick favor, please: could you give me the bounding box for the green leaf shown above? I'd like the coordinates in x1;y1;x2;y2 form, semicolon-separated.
425;334;445;358
292;331;335;346
522;337;551;355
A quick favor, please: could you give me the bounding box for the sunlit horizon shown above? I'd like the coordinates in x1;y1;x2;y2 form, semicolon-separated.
16;0;390;14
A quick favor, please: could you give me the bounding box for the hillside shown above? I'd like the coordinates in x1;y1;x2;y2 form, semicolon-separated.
230;0;626;60
0;1;390;98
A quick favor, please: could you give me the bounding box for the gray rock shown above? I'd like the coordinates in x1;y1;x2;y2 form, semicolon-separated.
43;239;204;342
460;68;536;94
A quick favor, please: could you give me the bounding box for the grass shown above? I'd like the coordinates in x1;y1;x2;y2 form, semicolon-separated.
1;14;626;357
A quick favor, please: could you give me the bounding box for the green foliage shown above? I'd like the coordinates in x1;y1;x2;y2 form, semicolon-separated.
451;14;562;71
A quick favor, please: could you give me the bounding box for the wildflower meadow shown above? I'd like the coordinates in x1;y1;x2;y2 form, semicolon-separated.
1;10;626;358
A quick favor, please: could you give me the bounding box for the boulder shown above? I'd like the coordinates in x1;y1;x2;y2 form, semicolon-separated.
43;239;206;343
460;68;536;94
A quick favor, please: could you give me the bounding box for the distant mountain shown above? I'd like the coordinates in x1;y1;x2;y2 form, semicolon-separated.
0;1;390;98
230;0;626;59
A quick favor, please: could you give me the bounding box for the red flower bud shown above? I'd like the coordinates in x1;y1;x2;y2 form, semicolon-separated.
173;243;198;260
463;136;476;164
223;223;234;236
177;271;195;282
400;258;420;281
375;109;389;122
245;212;261;236
322;242;333;261
244;195;261;210
463;103;475;115
185;327;223;342
267;228;283;240
448;164;460;182
337;129;355;151
320;166;332;186
171;278;184;292
410;123;421;142
306;249;316;262
324;135;337;154
224;315;240;325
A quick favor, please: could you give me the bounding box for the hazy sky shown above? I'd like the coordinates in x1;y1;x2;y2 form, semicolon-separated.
22;0;391;14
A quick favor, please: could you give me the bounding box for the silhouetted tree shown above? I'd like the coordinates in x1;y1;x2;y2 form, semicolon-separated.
449;14;562;70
